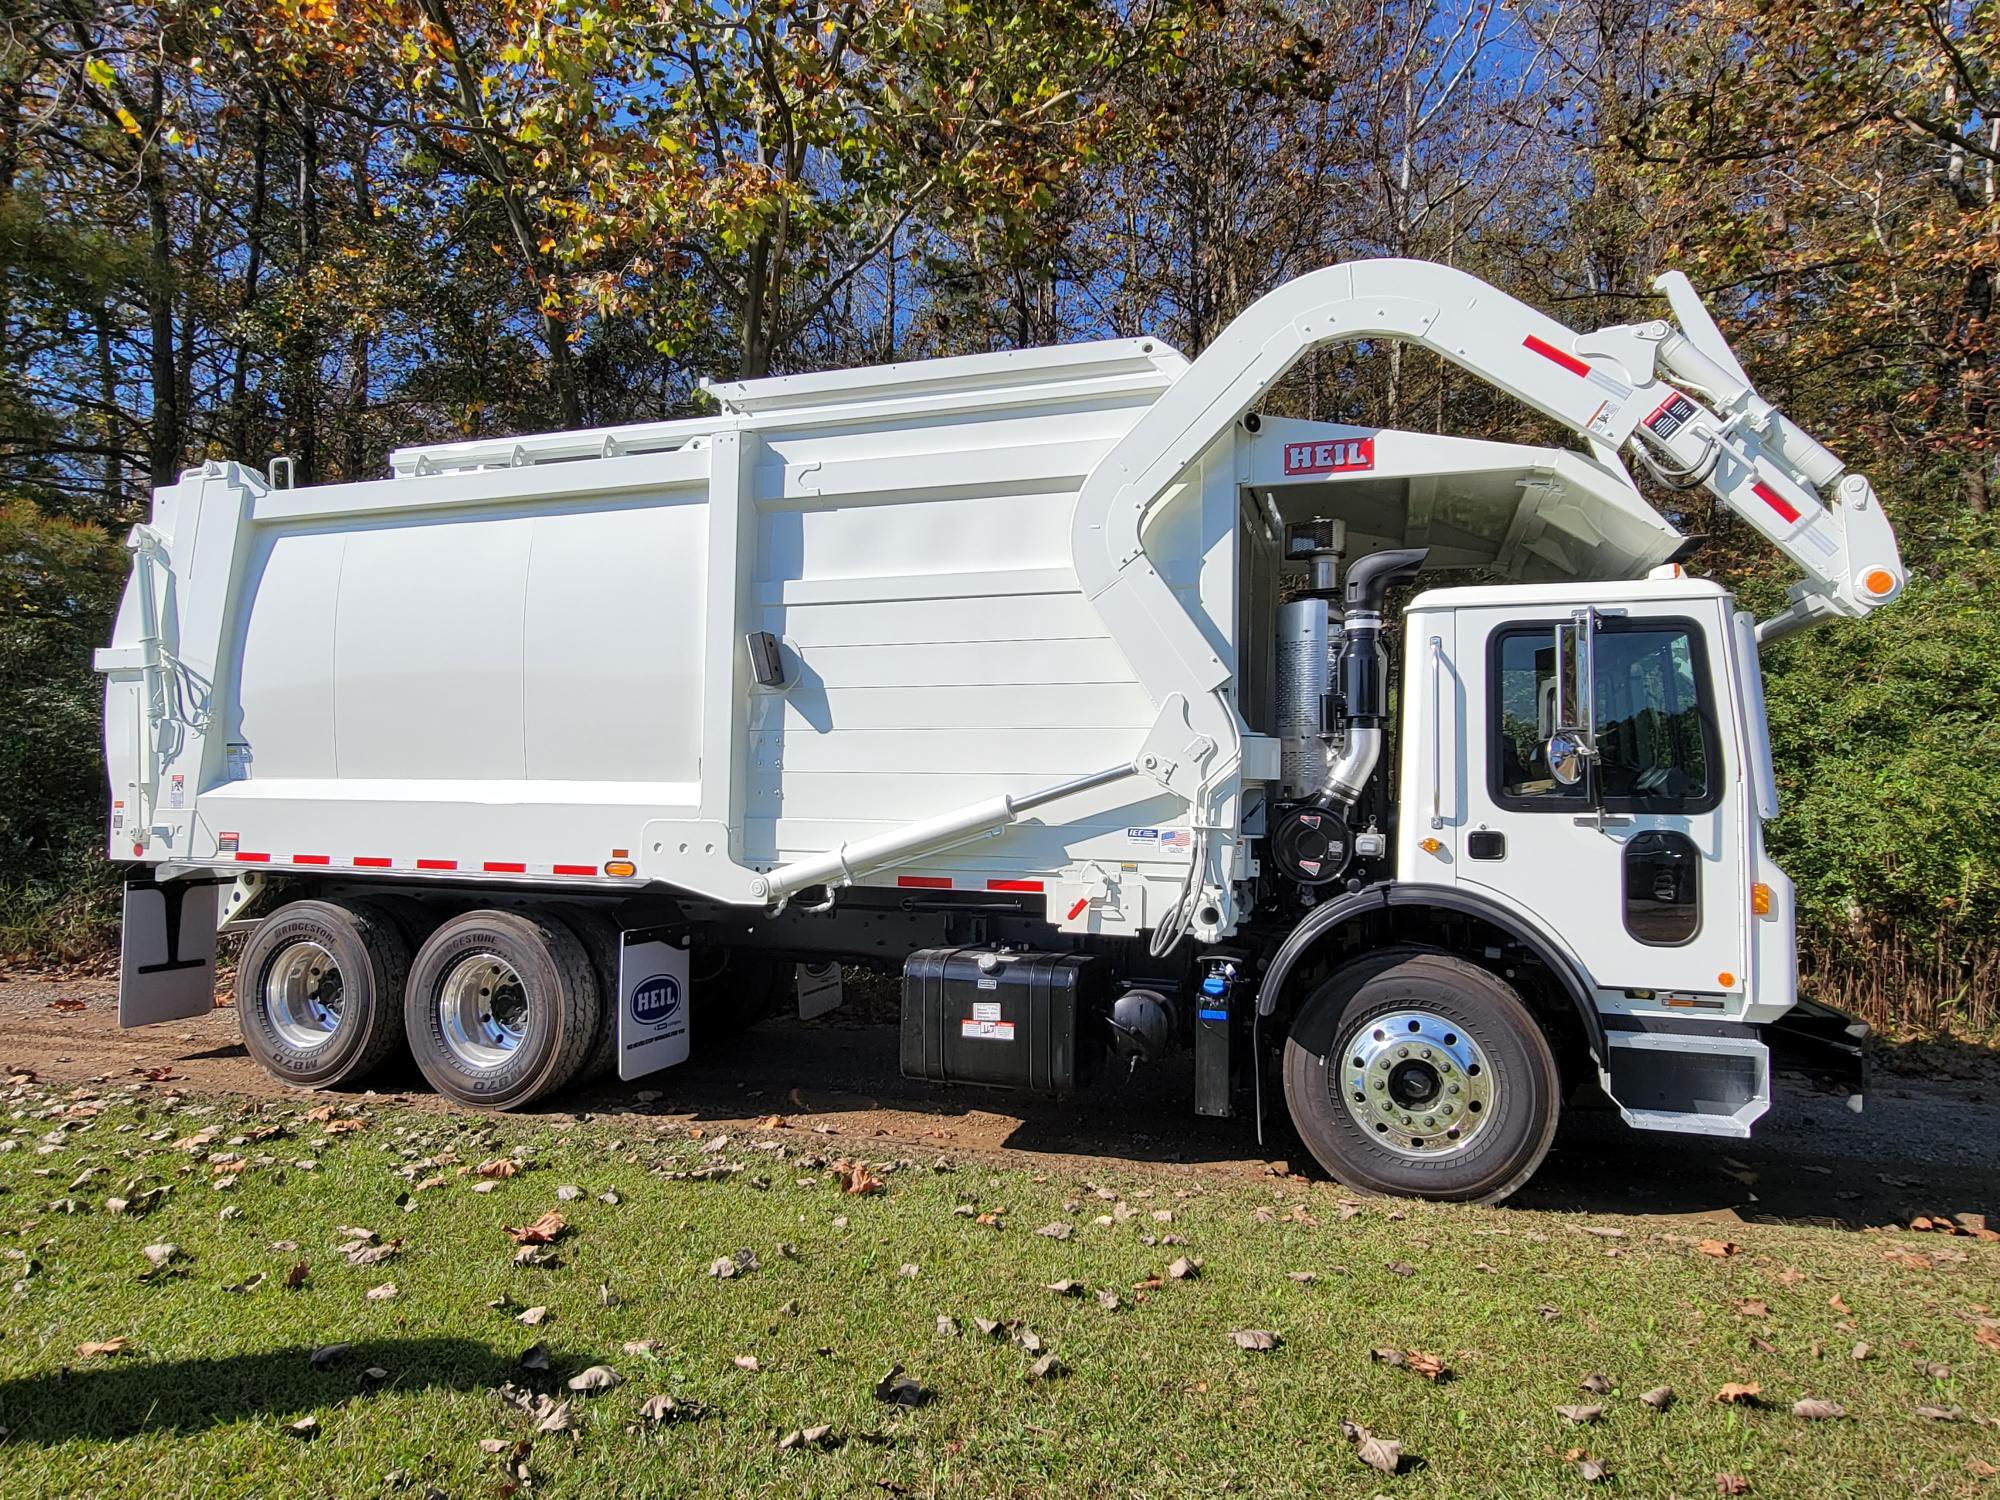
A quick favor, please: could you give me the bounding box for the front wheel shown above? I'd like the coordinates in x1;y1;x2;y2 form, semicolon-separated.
1281;947;1560;1203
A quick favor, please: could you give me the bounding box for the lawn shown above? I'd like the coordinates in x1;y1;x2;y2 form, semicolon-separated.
1;1072;1996;1499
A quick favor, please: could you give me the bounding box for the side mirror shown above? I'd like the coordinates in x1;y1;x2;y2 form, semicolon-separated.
1550;607;1599;759
1545;731;1587;786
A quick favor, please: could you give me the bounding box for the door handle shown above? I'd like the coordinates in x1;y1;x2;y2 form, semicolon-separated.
1572;814;1633;828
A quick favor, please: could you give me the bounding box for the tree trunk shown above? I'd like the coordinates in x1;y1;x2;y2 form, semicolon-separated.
141;68;180;490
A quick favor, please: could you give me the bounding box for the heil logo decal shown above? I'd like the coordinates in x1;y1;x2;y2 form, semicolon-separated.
631;974;682;1027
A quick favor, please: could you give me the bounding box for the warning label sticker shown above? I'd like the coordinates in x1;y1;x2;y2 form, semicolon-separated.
961;1019;1016;1041
1644;392;1699;440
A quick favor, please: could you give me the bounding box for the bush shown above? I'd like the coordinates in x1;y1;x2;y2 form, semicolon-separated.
0;499;127;962
1758;534;2000;1036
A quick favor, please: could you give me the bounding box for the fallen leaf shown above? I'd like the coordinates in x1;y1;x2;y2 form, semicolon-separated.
1735;1299;1769;1318
477;1158;520;1179
567;1365;621;1393
873;1364;930;1406
517;1306;548;1326
1968;1458;1997;1479
322;1118;365;1135
309;1342;351;1367
637;1393;704;1423
1715;1474;1750;1495
1026;1353;1067;1381
1556;1404;1603;1424
1697;1239;1739;1258
733;1354;760;1371
285;1261;310;1289
1046;1279;1085;1297
1714;1382;1762;1405
77;1337;130;1358
1851;1341;1871;1361
1639;1385;1674;1410
1095;1289;1121;1312
519;1342;550;1371
1404;1350;1449;1381
1386;1261;1416;1278
286;1414;319;1439
1340;1420;1404;1475
935;1315;960;1338
1916;1404;1962;1421
1579;1372;1614;1395
1828;1294;1852;1315
1168;1256;1201;1280
1578;1456;1613;1483
1036;1222;1072;1241
1231;1329;1281;1352
836;1159;884;1196
1791;1397;1844;1420
1977;1325;2000;1354
514;1245;558;1267
505;1212;568;1246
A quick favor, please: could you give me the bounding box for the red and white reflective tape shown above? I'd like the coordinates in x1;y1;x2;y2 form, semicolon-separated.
218;852;629;880
895;875;1045;893
1749;480;1802;525
1523;333;1591;378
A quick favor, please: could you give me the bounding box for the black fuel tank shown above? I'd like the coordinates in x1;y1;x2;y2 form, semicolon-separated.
900;947;1102;1093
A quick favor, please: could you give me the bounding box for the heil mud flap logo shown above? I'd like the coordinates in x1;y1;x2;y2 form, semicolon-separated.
630;973;682;1027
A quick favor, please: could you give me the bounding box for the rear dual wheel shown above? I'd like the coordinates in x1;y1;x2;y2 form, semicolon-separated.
237;899;411;1089
1282;947;1560;1204
403;909;603;1110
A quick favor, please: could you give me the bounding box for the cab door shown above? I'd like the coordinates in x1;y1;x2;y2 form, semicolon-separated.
1455;599;1746;998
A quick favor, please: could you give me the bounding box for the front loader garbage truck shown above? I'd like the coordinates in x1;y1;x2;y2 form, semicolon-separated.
97;260;1900;1202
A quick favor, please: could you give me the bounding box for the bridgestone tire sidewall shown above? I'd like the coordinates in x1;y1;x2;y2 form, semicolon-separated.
238;900;407;1088
1283;948;1560;1204
404;912;600;1110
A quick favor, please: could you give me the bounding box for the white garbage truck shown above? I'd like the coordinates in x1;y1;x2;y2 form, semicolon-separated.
97;259;1902;1201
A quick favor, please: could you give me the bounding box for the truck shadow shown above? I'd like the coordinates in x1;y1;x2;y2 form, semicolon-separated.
574;1016;2000;1235
0;1337;513;1444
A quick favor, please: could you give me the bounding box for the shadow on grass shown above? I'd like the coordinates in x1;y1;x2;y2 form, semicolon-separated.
0;1337;514;1443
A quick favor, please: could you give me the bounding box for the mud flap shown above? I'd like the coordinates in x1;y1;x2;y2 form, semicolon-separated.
119;877;219;1028
617;934;691;1081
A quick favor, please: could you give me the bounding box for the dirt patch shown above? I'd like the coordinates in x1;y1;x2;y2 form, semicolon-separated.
3;975;1995;1230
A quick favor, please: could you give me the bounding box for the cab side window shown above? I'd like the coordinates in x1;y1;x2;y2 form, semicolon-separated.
1491;620;1721;813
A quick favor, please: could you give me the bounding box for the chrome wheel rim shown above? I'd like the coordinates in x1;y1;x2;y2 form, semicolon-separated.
438;952;531;1070
1336;1009;1495;1157
265;939;345;1049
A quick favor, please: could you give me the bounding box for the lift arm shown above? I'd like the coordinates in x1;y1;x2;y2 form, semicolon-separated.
1071;257;1906;815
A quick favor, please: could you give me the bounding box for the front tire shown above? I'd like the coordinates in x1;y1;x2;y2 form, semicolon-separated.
403;909;602;1109
237;899;410;1089
1281;947;1560;1203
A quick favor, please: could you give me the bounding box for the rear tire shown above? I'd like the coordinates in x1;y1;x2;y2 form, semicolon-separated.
237;899;410;1089
1281;946;1560;1203
403;909;602;1109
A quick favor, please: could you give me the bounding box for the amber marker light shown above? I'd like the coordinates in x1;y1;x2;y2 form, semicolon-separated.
1861;568;1899;598
604;858;637;878
1420;837;1443;855
1751;882;1773;917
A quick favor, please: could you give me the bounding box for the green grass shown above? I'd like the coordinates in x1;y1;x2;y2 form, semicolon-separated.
1;1080;1996;1498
